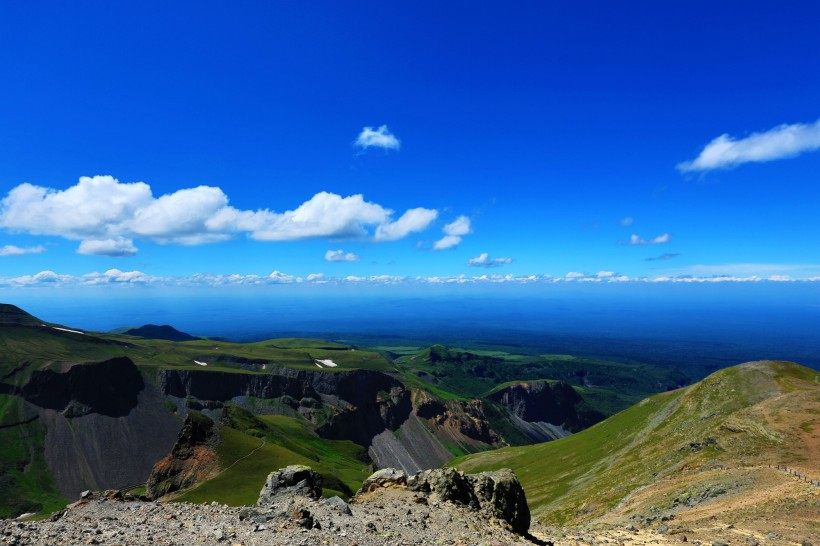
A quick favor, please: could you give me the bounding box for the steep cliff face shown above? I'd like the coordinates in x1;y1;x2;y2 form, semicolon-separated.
16;357;180;500
22;357;144;417
487;380;604;433
159;367;412;449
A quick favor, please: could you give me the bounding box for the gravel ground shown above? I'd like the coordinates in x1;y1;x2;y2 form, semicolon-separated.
1;488;539;546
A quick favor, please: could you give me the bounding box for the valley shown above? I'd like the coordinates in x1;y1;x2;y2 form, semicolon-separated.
0;303;817;545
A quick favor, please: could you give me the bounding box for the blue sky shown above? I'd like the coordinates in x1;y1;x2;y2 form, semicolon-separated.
1;1;820;293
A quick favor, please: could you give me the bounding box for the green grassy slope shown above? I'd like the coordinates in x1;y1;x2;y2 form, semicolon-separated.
452;360;820;525
174;408;370;505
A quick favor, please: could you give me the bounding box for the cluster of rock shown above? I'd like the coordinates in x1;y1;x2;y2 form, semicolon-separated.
0;465;538;546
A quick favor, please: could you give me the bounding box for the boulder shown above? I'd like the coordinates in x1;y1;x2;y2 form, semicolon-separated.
258;465;323;504
468;468;530;534
357;468;407;493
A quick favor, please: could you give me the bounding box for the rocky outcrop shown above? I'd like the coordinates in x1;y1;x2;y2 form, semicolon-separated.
257;465;323;504
356;466;531;534
22;357;144;418
160;367;413;449
145;412;218;499
488;380;604;432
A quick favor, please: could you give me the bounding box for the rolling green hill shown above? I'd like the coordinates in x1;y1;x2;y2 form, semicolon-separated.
452;360;820;535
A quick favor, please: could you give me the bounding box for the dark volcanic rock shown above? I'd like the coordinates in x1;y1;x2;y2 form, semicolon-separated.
160;367;412;448
21;357;144;417
488;380;604;432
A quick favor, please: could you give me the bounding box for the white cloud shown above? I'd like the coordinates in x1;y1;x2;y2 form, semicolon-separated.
0;176;443;254
268;270;299;283
4;267;820;289
432;236;462;250
249;192;391;241
628;233;670;245
354;125;400;151
325;249;361;262
77;238;138;257
467;253;513;268
619;216;634;226
678;118;820;172
0;244;46;256
374;208;438;241
433;216;471;250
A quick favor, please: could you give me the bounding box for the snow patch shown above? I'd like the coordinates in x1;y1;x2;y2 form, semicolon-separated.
315;359;338;368
51;326;85;335
193;360;208;366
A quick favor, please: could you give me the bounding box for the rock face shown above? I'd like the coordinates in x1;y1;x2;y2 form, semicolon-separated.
257;465;323;504
488;380;604;432
356;466;531;534
21;357;144;418
146;412;218;499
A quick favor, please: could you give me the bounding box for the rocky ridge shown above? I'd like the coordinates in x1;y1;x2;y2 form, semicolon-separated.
1;466;540;546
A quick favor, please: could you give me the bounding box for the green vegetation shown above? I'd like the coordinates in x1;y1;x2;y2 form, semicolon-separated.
0;397;66;518
452;360;820;525
394;345;688;416
174;406;371;505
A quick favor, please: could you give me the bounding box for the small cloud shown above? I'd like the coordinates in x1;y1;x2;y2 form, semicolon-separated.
433;216;471;250
645;252;680;262
0;244;46;256
268;270;298;283
374;208;438;241
678;118;820;172
467;253;513;268
354;125;400;151
619;216;634;227
325;249;361;262
628;233;670;246
77;238;138;257
306;273;324;282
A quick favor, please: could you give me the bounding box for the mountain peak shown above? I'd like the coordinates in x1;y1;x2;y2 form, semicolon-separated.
0;304;43;326
121;324;199;342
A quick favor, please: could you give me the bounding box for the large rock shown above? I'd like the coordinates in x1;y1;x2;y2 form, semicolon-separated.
145;412;218;499
357;466;531;534
467;468;530;534
258;465;323;504
357;468;407;493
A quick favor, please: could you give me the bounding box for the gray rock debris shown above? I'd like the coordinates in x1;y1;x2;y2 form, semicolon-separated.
257;464;323;504
357;466;531;534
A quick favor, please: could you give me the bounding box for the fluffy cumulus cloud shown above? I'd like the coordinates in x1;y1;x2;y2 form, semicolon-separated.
0;176;442;255
325;249;361;262
77;238;138;257
433;216;471;250
678;118;820;172
628;233;670;245
354;125;401;151
0;244;46;256
467;253;513;268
